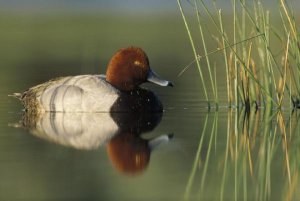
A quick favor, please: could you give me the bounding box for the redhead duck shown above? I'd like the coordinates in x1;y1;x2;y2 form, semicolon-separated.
11;47;173;113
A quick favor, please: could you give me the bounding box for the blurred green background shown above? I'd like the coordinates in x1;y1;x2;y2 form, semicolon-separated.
0;11;191;92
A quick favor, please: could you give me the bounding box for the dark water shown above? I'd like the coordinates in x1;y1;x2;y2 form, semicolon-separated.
1;13;300;201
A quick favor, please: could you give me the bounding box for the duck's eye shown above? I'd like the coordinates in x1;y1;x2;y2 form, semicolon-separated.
134;60;143;66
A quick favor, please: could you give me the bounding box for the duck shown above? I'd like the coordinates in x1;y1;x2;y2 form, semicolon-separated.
11;47;173;113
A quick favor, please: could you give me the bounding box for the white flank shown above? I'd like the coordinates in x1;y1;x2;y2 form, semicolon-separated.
38;75;119;112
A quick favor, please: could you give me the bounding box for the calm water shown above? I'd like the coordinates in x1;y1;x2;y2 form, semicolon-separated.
1;13;300;201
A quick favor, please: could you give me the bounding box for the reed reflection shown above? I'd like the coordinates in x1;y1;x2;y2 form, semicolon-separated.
17;111;172;176
184;109;300;201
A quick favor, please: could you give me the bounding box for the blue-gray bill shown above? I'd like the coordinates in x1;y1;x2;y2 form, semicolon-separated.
147;69;173;87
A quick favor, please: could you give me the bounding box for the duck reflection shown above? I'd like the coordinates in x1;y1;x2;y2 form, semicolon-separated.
19;111;172;175
107;132;172;175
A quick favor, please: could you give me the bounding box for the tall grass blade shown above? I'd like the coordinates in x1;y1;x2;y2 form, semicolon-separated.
177;0;209;105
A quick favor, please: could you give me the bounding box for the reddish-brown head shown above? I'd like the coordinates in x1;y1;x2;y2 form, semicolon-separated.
106;47;173;91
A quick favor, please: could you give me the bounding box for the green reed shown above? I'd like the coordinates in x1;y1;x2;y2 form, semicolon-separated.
177;0;209;107
183;109;300;200
177;0;300;110
183;112;218;201
183;114;209;201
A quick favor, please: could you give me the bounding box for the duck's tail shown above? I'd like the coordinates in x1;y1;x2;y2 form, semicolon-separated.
8;93;23;100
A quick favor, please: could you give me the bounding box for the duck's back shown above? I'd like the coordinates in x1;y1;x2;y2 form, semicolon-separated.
21;75;119;113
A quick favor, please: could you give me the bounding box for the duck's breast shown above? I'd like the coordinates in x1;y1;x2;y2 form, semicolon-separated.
39;75;119;112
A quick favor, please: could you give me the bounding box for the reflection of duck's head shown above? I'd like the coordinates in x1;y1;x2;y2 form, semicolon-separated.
107;133;173;176
106;47;173;91
107;133;150;175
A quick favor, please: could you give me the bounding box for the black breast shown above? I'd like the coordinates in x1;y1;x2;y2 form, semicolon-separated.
110;88;163;113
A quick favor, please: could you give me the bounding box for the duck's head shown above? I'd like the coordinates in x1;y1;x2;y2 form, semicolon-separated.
106;47;173;91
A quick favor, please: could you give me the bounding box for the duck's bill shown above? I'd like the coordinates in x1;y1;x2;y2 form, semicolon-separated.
147;69;173;87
